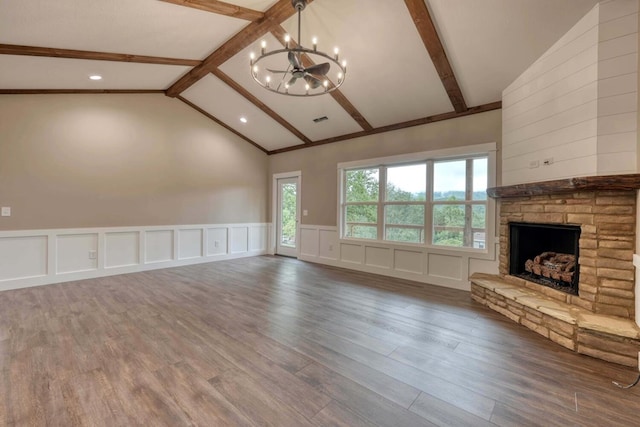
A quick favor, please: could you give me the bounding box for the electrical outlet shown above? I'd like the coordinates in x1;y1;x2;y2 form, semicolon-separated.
88;250;97;260
1;207;10;217
529;160;539;169
329;244;333;251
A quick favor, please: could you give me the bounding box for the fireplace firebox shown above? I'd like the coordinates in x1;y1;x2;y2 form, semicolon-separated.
509;222;581;295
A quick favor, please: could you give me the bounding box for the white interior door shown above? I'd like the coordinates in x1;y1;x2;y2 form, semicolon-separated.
276;176;300;257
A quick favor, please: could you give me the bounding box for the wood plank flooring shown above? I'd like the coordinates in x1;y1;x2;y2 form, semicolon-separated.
0;255;639;426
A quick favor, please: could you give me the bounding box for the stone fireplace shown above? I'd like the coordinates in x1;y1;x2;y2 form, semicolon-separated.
479;0;640;367
470;175;640;367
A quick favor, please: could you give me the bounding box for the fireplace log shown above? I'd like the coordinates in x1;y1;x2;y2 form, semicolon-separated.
524;252;576;284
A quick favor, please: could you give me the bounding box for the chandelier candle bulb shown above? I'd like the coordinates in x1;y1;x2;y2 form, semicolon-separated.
248;0;347;97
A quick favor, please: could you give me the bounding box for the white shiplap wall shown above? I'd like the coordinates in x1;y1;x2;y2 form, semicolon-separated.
598;0;639;174
502;0;638;185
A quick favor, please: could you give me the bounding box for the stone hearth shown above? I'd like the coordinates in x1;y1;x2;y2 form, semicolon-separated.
471;174;640;367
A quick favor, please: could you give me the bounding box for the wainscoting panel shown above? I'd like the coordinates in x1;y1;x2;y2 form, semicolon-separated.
428;253;463;280
206;227;228;256
365;246;391;269
300;228;319;258
394;249;423;274
105;231;139;269
57;233;99;274
179;229;203;260
298;225;499;291
249;225;268;252
318;229;338;260
340;243;363;265
230;227;249;254
299;225;339;261
0;235;48;281
145;230;174;264
0;223;269;292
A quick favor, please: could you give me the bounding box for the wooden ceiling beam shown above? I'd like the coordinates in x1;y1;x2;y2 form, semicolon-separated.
0;44;201;66
268;101;501;154
211;69;311;144
159;0;264;21
177;95;268;153
0;89;165;94
166;0;313;97
270;26;373;132
404;0;467;113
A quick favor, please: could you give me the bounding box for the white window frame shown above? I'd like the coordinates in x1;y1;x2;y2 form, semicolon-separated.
342;167;381;240
337;143;497;253
383;162;427;244
431;157;489;248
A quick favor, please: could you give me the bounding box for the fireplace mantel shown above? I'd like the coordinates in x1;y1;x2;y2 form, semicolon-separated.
488;174;640;198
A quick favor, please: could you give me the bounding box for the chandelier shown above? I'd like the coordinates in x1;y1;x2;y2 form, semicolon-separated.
250;0;347;97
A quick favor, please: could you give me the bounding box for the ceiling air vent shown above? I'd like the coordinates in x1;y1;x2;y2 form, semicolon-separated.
313;116;328;123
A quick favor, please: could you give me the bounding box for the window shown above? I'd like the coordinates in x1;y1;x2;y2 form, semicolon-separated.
432;158;487;248
344;168;379;239
340;149;491;250
385;164;426;243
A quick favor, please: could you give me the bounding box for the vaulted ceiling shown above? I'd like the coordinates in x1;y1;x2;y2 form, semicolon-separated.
0;0;598;154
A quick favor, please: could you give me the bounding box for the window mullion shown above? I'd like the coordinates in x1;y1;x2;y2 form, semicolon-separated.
378;166;386;240
341;168;346;238
464;159;473;247
425;160;434;245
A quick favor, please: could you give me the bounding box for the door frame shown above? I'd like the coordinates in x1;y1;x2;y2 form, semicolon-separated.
271;171;301;257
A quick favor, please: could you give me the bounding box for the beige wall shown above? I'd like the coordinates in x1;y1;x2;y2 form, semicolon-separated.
269;109;502;226
0;94;268;230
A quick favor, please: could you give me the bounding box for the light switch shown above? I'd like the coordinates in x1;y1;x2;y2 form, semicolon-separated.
1;207;10;217
303;209;308;216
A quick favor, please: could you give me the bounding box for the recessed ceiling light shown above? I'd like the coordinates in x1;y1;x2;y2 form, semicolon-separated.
89;75;103;81
240;117;248;123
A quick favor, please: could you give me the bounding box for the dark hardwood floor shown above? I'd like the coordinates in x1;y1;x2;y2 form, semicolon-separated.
0;255;638;426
